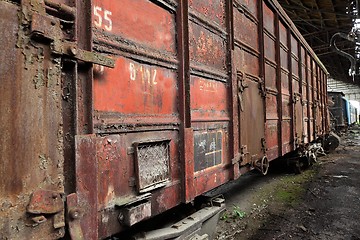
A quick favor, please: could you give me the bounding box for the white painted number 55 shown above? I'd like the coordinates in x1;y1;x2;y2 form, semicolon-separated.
93;6;112;32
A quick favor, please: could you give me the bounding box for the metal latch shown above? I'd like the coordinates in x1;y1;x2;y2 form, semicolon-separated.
29;9;115;68
237;70;248;112
26;190;65;230
66;193;84;240
261;138;267;153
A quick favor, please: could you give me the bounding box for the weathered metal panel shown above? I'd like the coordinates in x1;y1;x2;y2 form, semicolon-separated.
293;78;300;94
93;57;179;123
188;0;232;197
75;131;182;238
239;77;265;165
88;0;183;238
236;0;258;16
282;120;292;154
93;0;176;54
266;93;279;120
264;34;276;61
190;76;229;121
0;2;65;239
265;63;277;90
234;4;259;51
282;95;292;152
265;120;279;160
263;3;275;34
75;135;99;240
234;49;261;76
281;70;290;94
294;98;303;145
189;0;226;27
189;21;227;71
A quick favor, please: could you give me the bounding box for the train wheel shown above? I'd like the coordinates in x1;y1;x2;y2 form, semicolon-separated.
260;156;269;175
293;160;303;174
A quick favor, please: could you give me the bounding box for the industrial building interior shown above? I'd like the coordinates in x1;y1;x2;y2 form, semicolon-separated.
278;0;360;108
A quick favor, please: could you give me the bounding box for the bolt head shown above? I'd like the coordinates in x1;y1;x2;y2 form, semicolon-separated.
69;47;77;56
69;209;80;220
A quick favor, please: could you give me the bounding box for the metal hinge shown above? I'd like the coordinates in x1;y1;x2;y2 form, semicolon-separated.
240;145;250;162
292;93;299;103
237;70;248;112
258;78;266;98
261;138;267;153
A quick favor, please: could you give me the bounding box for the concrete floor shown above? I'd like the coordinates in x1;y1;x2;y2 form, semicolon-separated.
215;128;360;240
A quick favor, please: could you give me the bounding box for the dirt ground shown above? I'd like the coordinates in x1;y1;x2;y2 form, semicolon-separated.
214;128;360;240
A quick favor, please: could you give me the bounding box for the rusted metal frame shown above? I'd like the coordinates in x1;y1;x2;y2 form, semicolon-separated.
68;0;96;239
287;27;294;150
319;71;322;134
94;124;180;135
226;0;239;178
62;60;77;194
306;55;311;141
266;0;328;75
325;73;329;133
75;0;93;135
150;0;178;10
310;60;315;140
275;12;283;156
233;0;258;24
188;10;227;37
259;0;266;148
177;0;193;203
308;56;315;141
325;73;328;132
93;32;178;70
190;65;228;82
297;43;305;143
316;66;320;135
319;70;324;134
322;72;326;133
298;44;303;95
234;40;261;56
44;0;76;19
320;69;326;135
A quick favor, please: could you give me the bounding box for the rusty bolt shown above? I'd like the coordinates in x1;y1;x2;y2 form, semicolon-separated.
51;20;56;26
52;193;58;199
118;213;124;223
68;47;77;56
69;209;80;220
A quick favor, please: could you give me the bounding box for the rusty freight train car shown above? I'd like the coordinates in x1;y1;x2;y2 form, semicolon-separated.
0;0;330;239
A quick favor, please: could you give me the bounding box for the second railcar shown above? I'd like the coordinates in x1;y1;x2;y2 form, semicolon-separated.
349;101;358;125
0;0;329;239
329;92;358;129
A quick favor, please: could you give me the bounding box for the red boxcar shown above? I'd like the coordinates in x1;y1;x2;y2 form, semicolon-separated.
0;0;329;239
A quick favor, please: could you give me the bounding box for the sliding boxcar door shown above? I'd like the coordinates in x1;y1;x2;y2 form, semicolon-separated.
234;0;266;168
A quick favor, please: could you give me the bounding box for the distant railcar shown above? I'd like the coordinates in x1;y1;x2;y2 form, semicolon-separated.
329;92;358;129
349;101;358;125
0;0;330;239
328;92;347;129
